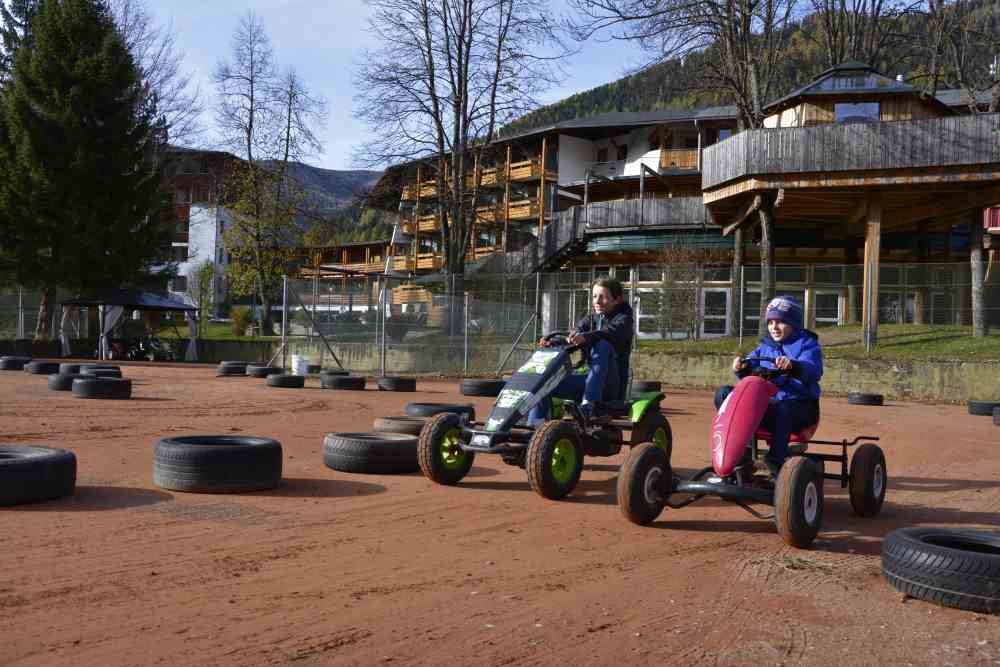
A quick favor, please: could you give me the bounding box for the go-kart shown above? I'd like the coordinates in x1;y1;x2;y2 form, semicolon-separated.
418;332;671;500
618;357;887;548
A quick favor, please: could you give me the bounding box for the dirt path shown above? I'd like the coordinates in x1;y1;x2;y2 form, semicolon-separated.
1;364;998;666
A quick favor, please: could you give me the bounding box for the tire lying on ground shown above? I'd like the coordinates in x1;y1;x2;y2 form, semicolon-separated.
0;445;76;506
404;402;475;420
217;361;247;377
321;374;365;390
307;363;321;374
377;376;416;392
153;435;282;493
373;416;426;436
459;378;505;397
994;407;1000;427
632;380;662;394
82;368;122;379
848;392;884;406
58;363;82;375
882;526;1000;614
968;400;1000;416
25;361;60;375
320;369;349;376
246;364;283;378
266;373;305;388
0;356;31;370
72;377;132;399
322;432;419;474
48;373;88;391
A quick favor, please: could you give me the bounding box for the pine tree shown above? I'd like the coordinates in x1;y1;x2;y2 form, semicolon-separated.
0;0;172;340
0;0;38;81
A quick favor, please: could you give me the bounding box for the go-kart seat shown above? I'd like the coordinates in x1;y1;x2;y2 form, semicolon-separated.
754;422;819;445
593;400;631;417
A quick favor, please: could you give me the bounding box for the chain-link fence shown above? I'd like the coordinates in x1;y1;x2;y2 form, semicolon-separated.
0;286;91;341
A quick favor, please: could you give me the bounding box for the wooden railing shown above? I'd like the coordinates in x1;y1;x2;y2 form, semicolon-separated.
402;213;439;234
322;261;385;274
702;113;1000;190
660;148;699;170
507;198;540;221
582;197;708;230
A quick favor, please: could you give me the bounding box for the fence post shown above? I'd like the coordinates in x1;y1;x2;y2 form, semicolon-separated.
281;275;289;370
738;265;745;347
16;285;24;339
534;272;541;341
380;281;387;378
463;291;470;374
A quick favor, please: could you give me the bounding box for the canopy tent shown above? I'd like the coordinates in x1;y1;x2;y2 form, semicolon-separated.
60;289;199;361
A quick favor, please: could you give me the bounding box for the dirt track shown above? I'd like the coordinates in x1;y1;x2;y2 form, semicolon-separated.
2;363;999;666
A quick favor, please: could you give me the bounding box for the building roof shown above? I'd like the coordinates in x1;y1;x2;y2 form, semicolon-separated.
502;105;739;143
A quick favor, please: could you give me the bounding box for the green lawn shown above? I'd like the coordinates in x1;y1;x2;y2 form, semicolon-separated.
638;324;1000;362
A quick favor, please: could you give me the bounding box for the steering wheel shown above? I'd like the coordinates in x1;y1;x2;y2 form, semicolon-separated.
741;355;795;381
542;331;571;347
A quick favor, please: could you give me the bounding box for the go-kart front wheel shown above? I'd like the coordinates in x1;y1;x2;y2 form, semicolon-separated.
774;457;824;549
631;411;672;460
618;442;671;525
418;413;474;485
849;443;887;517
526;420;583;500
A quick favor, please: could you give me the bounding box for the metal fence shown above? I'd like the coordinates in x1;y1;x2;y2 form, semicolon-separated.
0;286;90;341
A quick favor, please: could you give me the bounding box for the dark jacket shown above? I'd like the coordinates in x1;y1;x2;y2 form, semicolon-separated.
738;329;823;402
576;301;635;373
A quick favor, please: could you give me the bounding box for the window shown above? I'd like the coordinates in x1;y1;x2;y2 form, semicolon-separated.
169;276;188;292
613;265;631;283
879;291;902;323
171;245;188;262
596;148;608;163
701;289;730;337
181;160;194;174
616;145;627;161
717;128;733;142
193;184;210;203
813;291;841;327
175;189;192;204
199;159;209;174
835;102;880;123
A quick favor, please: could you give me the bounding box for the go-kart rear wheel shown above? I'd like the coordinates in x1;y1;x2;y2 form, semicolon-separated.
417;413;474;485
617;442;670;525
849;443;887;517
631;412;672;460
526;420;583;500
774;457;824;549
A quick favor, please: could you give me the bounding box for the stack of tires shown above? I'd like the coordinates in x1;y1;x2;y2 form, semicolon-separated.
0;355;31;370
968;400;1000;427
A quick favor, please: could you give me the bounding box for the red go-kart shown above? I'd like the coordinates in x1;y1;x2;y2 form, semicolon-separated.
618;358;887;548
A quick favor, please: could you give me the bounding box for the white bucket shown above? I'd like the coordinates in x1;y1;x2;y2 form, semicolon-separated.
291;354;310;376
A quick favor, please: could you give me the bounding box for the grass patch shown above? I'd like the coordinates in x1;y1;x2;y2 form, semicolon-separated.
638;324;1000;362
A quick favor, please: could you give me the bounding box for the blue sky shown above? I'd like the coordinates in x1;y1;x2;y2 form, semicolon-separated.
148;0;636;171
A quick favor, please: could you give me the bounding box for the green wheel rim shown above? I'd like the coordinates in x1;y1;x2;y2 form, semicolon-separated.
550;437;578;486
652;426;668;452
439;427;467;470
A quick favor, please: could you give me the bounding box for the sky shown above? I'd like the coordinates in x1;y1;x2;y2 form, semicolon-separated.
148;0;638;171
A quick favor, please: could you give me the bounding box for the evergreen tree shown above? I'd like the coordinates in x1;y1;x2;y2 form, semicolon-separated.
0;0;172;340
0;0;39;81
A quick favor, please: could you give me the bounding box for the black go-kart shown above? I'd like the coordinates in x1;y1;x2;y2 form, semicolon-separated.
418;332;671;500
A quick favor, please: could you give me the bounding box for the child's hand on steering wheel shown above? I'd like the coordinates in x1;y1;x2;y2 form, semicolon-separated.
567;332;585;346
774;356;793;371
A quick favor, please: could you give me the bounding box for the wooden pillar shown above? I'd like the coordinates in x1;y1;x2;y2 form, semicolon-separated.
538;135;547;235
503;145;512;254
971;208;987;336
862;197;882;352
414;166;422;268
757;203;775;337
731;226;744;336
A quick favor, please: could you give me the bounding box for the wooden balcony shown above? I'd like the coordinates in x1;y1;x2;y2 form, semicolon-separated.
392;253;444;272
581;197;709;230
660;148;699;171
506;198;541;221
392;284;433;304
401;180;439;200
508;158;555;182
701;113;1000;193
475;203;501;224
402;213;439;235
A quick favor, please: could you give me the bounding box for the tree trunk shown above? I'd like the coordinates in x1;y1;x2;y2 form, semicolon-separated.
970;209;987;337
260;293;275;336
34;285;56;342
758;205;775;337
731;227;744;337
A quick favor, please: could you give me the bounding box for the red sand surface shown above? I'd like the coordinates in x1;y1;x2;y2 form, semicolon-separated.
1;363;999;666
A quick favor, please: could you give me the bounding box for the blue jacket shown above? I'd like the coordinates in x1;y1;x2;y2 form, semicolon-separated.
738;329;823;402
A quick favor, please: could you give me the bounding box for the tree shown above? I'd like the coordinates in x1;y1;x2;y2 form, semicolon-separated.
807;0;913;71
0;0;39;81
186;260;215;337
0;0;171;341
354;0;568;275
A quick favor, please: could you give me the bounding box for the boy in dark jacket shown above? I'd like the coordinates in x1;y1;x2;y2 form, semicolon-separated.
727;295;823;476
527;277;634;426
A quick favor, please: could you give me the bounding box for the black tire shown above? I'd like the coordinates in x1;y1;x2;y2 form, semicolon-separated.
849;443;887;517
217;366;248;377
321;374;366;390
459;378;505;397
526;420;584;500
417;412;474;485
0;445;76;506
58;363;82;375
246;365;283;378
218;360;246;368
323;432;419;474
0;355;30;362
377;376;416;392
320;369;349;376
632;380;662;394
617;442;670;525
80;363;119;372
848;392;884;406
307;363;321;374
48;373;87;391
630;411;672;460
968;400;1000;416
25;361;60;375
404;402;475;420
882;527;1000;614
153;435;282;493
266;373;305;388
373;416;426;436
994;407;1000;427
774;457;824;549
0;357;30;370
72;377;132;399
82;368;122;379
